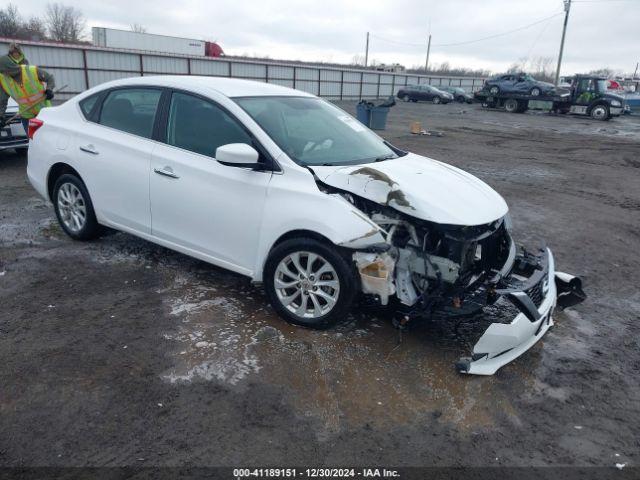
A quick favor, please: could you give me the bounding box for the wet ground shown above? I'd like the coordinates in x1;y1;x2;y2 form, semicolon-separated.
1;102;639;471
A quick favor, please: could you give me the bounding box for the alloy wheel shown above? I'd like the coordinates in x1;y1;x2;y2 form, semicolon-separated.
57;182;87;233
274;251;340;319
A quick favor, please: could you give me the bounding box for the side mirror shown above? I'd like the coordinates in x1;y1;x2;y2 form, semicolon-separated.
216;143;261;169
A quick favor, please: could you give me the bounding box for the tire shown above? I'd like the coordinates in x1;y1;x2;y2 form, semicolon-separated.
456;96;465;103
530;87;541;96
52;173;102;241
15;147;28;155
264;238;357;329
590;103;609;121
488;85;500;95
402;94;410;102
504;98;520;113
432;96;441;104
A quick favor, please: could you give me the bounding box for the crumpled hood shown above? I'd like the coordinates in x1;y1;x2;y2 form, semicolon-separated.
311;153;508;226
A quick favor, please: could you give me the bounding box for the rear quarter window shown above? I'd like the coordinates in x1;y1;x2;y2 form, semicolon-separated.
79;94;100;120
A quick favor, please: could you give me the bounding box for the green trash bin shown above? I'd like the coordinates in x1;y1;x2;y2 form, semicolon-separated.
369;106;390;130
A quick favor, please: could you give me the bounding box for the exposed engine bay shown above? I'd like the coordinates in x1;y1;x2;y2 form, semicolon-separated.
316;179;586;375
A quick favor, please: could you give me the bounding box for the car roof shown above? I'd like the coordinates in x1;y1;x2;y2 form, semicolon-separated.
87;75;315;99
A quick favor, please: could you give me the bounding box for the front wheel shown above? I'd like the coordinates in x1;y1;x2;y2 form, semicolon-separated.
402;94;410;102
53;174;102;240
590;104;609;121
264;238;357;329
432;96;441;104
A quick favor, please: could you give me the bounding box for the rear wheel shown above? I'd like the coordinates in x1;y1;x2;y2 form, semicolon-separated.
590;104;609;121
53;174;102;240
264;238;357;329
402;94;410;102
504;98;522;113
432;96;441;104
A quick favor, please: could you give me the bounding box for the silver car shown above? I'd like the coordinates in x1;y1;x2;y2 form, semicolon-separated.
1;98;28;154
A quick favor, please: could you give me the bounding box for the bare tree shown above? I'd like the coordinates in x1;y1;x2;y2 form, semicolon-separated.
0;4;21;38
23;16;47;40
45;3;85;42
351;54;365;66
130;23;146;34
588;67;616;78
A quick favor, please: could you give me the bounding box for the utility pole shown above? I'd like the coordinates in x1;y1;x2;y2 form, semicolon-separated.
425;34;432;73
364;32;370;67
554;0;571;86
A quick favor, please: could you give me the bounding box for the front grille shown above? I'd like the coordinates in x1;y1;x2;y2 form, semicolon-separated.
525;278;546;308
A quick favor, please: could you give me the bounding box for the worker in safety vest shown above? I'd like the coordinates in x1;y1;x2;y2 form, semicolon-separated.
0;44;55;134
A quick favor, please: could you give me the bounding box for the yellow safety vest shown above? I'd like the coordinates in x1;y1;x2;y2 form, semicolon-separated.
0;65;51;119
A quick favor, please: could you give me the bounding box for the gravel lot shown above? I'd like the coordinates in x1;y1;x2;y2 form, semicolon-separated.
1;101;639;472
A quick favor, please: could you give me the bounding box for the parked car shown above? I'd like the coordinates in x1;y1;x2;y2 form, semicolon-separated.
26;76;584;375
484;73;555;97
437;86;473;103
396;84;453;104
0;98;28;154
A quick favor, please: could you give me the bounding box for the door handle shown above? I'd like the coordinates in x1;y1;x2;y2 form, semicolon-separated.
79;144;99;155
154;166;179;179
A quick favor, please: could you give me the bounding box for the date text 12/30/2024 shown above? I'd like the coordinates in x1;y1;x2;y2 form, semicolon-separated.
233;468;401;478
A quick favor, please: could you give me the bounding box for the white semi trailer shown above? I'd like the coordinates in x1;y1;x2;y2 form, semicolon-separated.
91;27;222;57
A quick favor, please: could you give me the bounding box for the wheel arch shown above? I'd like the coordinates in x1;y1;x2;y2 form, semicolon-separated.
47;163;83;202
271;229;335;250
587;100;609;113
257;229;352;284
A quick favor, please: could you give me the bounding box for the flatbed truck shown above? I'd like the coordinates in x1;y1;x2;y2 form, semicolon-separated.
474;75;626;121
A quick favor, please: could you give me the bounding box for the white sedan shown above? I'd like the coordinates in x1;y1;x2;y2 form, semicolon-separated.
26;76;585;375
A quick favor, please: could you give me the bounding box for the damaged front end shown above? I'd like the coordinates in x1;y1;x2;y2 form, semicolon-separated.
335;190;586;375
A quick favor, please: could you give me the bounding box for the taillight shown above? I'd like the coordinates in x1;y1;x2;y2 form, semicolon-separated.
28;118;44;140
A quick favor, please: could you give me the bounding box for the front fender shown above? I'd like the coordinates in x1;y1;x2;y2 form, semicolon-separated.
252;169;386;282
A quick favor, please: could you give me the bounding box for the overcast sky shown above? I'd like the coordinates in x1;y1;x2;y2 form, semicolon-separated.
14;0;640;74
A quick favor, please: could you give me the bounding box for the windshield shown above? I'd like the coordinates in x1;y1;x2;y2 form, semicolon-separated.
234;96;401;166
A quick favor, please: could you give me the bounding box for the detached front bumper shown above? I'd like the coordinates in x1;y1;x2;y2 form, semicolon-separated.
457;248;585;375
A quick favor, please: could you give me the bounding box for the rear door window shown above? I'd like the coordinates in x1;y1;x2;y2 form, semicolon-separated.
165;92;252;157
99;88;162;139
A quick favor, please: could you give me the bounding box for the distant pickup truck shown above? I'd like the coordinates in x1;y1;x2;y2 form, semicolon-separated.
0;98;28;154
475;75;626;121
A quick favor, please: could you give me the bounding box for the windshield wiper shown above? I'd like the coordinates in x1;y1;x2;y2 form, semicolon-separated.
374;154;397;162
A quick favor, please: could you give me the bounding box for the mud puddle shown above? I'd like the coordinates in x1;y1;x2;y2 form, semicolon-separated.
157;267;536;435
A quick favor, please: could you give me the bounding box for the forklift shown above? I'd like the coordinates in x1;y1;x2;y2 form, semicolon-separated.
475;75;626;121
